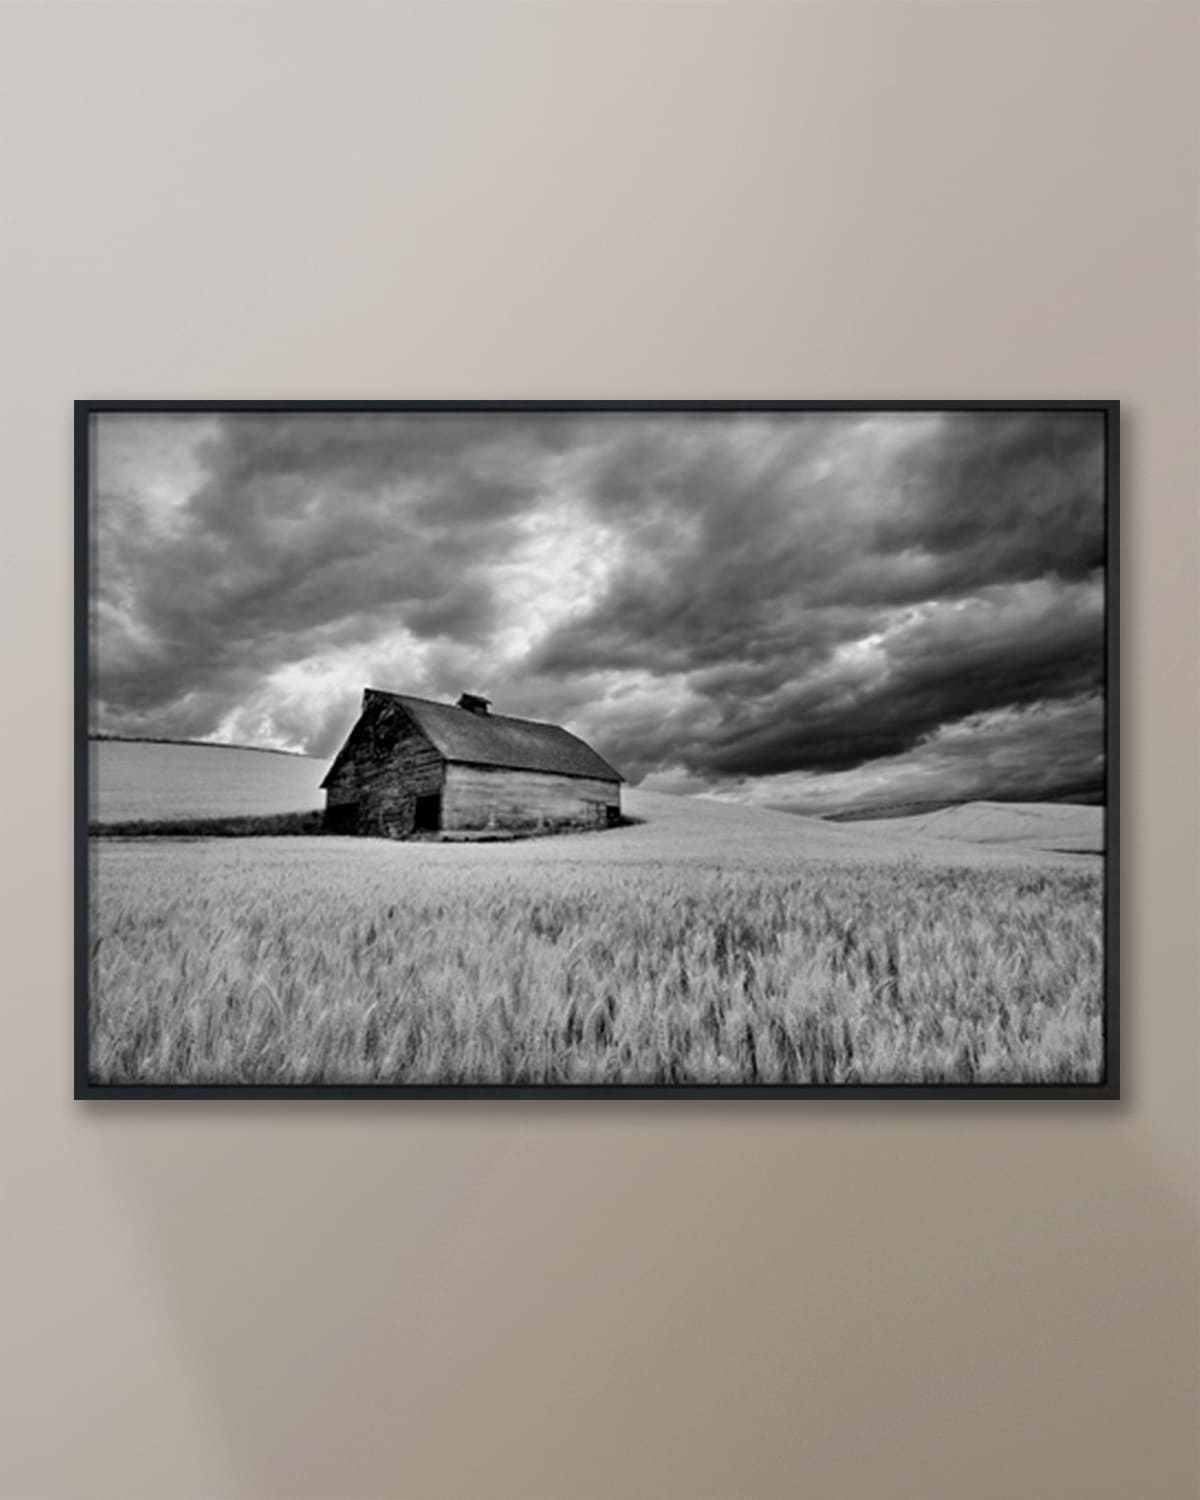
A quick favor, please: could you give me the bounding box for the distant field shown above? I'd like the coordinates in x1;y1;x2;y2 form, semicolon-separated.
89;756;1105;1086
91;739;325;822
844;800;1104;854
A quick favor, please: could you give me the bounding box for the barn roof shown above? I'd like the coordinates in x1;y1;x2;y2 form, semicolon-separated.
324;691;623;786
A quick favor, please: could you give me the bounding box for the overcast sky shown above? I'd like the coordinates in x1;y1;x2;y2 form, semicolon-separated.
92;408;1107;814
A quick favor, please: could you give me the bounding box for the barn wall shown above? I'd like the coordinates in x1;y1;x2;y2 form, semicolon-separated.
324;766;358;808
442;763;620;833
324;703;444;837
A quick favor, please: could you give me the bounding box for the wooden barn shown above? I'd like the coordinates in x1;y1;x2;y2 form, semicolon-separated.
321;689;623;839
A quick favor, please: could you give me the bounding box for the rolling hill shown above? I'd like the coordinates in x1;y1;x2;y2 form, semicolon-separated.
840;800;1104;855
90;738;326;822
89;738;1098;867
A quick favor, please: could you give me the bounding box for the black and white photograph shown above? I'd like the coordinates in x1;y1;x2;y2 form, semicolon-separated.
79;402;1117;1095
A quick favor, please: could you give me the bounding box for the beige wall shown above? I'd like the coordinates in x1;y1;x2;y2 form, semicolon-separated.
1;3;1196;1497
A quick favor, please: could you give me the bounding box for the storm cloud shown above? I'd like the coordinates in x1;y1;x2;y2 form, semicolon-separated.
92;407;1108;813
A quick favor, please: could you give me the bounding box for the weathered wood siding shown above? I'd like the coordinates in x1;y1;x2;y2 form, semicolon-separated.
324;700;444;838
442;763;620;833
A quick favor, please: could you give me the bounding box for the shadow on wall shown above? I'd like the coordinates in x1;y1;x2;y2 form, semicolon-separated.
68;1105;1200;1500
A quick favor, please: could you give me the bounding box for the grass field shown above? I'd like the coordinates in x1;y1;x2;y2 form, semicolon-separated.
89;751;1105;1086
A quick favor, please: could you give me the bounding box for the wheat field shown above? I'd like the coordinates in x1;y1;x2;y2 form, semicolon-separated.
89;796;1104;1086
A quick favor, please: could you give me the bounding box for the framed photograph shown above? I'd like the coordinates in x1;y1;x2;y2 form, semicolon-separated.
77;401;1118;1098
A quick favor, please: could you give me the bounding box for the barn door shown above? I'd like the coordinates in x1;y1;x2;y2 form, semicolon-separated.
413;793;441;833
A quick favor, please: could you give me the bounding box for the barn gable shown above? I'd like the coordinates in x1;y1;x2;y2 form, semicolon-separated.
321;692;446;837
319;691;434;791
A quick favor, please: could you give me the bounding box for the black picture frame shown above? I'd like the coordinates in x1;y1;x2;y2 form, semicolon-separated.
76;400;1120;1101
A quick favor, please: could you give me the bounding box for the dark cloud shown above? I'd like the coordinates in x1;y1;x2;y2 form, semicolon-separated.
699;582;1101;779
758;695;1106;818
92;409;1108;807
532;411;1104;674
94;413;574;733
524;412;1107;794
875;411;1105;582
